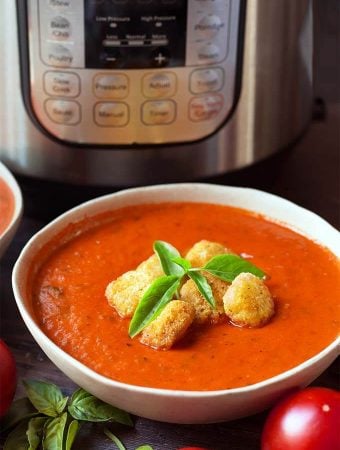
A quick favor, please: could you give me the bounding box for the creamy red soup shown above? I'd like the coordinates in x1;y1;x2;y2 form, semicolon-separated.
0;177;14;236
29;203;340;391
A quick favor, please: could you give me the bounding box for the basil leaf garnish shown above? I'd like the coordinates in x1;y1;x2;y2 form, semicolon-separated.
65;420;79;450
27;417;47;450
170;256;191;271
135;446;154;450
203;254;266;282
42;413;67;450
153;241;185;277
188;270;215;308
68;394;132;425
23;380;68;418
103;428;126;450
4;419;30;450
0;398;39;433
129;275;181;338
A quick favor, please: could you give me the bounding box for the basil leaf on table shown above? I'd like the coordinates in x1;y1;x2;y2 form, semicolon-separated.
135;446;154;450
65;420;79;450
129;275;181;338
42;413;67;450
3;419;30;450
203;254;266;282
69;388;92;405
23;380;68;417
153;241;185;277
27;417;48;450
103;428;126;450
0;398;39;433
188;270;215;308
68;394;132;425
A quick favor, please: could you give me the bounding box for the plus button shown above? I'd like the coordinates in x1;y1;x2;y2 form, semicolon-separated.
154;52;167;65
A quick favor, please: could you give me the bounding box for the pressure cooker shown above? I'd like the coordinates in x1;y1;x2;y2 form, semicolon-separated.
0;0;313;186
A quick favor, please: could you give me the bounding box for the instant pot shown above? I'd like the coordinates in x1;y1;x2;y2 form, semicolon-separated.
0;0;313;186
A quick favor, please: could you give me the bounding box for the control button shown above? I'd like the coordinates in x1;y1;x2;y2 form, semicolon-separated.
48;0;72;11
190;68;224;94
189;94;223;121
142;72;177;98
46;44;73;67
100;49;123;68
197;43;221;64
142;100;176;125
44;71;80;97
45;99;81;125
93;74;129;99
49;16;72;41
94;102;129;127
151;48;170;67
195;15;224;39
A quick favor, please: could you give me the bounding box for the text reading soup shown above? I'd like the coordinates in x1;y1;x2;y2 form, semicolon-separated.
0;177;14;236
30;203;340;391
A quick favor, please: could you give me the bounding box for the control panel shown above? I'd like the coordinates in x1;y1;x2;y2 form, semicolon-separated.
25;0;243;145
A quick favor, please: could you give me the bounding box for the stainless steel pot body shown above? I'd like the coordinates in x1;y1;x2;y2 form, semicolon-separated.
0;0;313;186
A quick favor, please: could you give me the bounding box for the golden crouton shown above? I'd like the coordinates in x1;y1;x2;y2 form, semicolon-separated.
180;240;232;324
223;272;274;327
185;239;234;267
180;273;227;325
140;300;195;350
105;254;163;318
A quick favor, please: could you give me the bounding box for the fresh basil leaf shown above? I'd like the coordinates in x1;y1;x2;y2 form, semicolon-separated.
135;446;154;450
203;254;266;282
170;256;191;271
68;395;132;425
153;241;185;277
23;380;68;417
188;270;215;308
129;275;181;338
4;419;30;450
65;420;79;450
0;398;39;432
42;413;67;450
69;388;92;405
27;417;47;450
103;428;126;450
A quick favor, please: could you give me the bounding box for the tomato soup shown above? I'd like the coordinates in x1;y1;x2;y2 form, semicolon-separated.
29;203;340;391
0;177;14;236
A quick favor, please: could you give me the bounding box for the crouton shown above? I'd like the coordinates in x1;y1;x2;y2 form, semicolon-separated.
180;240;232;324
185;239;234;267
223;272;274;327
180;273;227;325
140;300;195;350
105;254;163;318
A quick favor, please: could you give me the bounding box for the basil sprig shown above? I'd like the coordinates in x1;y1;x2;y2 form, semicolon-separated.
129;240;266;337
1;380;132;450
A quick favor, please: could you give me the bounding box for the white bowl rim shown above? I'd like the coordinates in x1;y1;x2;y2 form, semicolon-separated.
12;182;340;399
0;160;23;239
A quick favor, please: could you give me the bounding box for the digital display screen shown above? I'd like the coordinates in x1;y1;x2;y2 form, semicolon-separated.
84;0;188;69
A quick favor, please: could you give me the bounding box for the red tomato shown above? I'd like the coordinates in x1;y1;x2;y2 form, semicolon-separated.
0;339;17;417
261;387;340;450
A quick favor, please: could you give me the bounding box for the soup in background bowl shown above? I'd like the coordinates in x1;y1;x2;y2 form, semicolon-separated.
0;161;22;259
12;184;339;424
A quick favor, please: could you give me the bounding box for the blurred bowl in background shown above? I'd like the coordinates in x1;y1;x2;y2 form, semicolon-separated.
0;161;23;259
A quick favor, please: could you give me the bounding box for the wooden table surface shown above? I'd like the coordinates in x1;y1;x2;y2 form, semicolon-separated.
0;102;339;450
